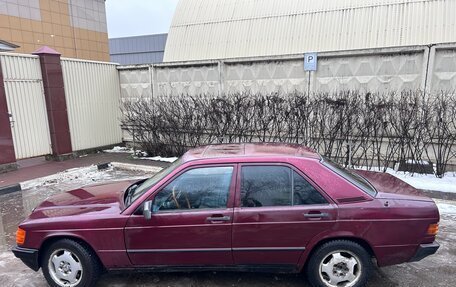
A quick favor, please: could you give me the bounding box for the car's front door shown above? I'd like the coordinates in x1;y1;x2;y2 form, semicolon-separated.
125;165;236;266
232;164;337;266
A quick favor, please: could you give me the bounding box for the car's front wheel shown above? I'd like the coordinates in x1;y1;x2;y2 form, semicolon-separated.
306;240;373;287
41;239;102;287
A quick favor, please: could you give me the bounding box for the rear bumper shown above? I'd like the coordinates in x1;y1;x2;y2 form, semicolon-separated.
409;242;440;262
12;246;40;271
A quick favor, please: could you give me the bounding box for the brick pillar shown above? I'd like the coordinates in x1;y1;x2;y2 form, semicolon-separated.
33;46;73;158
0;60;17;171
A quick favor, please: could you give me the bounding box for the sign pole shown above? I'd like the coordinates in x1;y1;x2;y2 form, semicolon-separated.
304;52;318;95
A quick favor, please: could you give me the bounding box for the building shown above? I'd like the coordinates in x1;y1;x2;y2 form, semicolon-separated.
109;33;167;65
0;0;109;61
164;0;456;62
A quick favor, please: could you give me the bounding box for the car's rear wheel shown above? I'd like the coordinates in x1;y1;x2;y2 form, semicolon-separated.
306;240;372;287
41;239;101;287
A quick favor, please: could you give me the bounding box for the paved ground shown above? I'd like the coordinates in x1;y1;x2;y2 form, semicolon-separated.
0;166;454;287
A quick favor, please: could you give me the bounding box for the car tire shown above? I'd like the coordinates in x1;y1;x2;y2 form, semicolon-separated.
41;239;102;287
306;240;372;287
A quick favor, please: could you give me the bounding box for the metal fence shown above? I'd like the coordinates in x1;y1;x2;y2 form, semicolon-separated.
61;58;123;151
0;53;52;159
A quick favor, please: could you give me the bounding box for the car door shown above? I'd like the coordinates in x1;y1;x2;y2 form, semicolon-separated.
232;164;337;266
124;165;236;266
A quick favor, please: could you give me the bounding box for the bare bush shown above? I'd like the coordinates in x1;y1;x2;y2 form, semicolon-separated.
121;91;456;177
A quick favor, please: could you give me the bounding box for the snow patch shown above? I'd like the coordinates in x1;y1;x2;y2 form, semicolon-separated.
104;146;178;163
135;156;178;163
103;146;133;153
437;203;456;215
20;164;154;190
354;166;456;193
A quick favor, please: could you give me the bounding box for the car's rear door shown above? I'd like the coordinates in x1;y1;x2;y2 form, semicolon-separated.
125;164;236;266
232;163;337;266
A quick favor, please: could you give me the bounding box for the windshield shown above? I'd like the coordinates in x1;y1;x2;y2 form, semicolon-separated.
126;158;183;207
322;157;377;197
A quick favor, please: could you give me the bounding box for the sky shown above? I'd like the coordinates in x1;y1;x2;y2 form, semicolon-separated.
105;0;180;38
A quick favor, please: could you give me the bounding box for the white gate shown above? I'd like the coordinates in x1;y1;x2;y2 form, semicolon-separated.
0;53;52;159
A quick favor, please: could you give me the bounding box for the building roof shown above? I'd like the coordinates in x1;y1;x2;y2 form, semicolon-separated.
109;34;167;65
164;0;456;62
0;39;19;52
182;143;320;162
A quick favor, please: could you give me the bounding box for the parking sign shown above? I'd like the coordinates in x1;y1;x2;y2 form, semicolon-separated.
304;52;318;71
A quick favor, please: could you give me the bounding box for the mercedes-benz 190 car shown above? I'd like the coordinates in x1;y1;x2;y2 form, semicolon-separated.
13;143;439;287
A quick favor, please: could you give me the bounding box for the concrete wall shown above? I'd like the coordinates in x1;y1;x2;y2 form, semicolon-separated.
119;43;456;99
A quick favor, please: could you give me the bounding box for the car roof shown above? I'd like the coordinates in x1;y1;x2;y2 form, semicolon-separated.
181;143;321;163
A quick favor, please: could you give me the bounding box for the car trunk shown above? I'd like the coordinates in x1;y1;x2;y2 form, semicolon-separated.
352;170;433;202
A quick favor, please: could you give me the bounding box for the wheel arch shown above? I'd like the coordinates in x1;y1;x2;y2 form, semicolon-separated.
299;236;377;272
38;235;105;270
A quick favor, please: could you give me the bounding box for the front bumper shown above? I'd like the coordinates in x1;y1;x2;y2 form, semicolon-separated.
409;242;440;262
12;246;40;271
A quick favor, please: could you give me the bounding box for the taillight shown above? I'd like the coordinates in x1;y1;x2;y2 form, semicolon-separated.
427;223;439;236
16;228;26;245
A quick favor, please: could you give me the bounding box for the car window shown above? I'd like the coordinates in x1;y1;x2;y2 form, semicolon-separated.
241;166;327;208
153;166;233;212
127;158;183;206
322;157;377;197
293;171;328;205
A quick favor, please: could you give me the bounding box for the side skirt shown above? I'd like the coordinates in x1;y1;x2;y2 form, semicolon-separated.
108;264;299;274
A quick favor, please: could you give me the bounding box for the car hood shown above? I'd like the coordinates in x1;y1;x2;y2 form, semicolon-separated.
352;170;433;202
28;180;137;220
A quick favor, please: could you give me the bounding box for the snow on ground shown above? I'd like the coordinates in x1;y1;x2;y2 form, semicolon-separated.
20;164;151;190
435;200;456;215
103;146;134;153
136;156;178;163
103;146;178;163
354;166;456;193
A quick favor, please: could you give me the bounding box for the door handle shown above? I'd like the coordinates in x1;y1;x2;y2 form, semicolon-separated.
304;212;329;218
206;215;231;222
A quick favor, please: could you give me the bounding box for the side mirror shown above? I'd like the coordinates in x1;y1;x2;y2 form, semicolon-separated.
143;201;152;220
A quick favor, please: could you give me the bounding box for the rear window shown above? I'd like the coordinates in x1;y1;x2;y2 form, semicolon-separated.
322;158;377;197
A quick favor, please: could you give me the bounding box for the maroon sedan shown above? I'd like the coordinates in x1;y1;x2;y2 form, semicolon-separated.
13;143;439;287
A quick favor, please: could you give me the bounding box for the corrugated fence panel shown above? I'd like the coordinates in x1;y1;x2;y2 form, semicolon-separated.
61;58;122;151
0;53;52;159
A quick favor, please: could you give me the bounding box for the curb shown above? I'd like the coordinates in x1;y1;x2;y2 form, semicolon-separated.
110;162;163;173
0;183;22;196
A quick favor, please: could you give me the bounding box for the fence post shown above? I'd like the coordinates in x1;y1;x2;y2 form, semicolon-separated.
33;46;73;159
0;58;17;172
218;61;225;96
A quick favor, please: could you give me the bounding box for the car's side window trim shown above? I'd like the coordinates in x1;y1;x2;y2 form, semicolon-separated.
145;164;238;214
235;162;333;208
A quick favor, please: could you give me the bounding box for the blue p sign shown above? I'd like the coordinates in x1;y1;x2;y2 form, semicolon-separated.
304;52;318;71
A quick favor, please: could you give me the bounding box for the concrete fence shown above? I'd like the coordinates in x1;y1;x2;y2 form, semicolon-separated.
1;43;456;172
118;43;456;99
